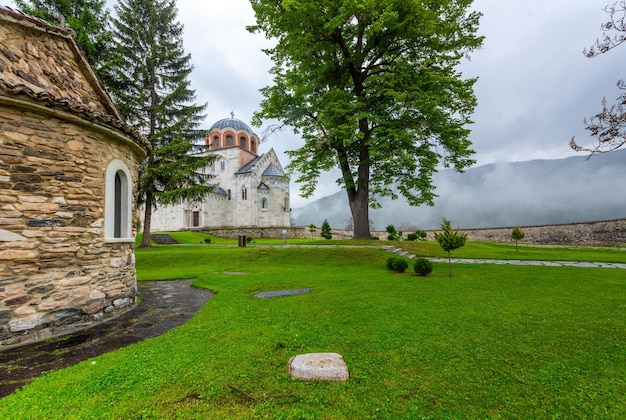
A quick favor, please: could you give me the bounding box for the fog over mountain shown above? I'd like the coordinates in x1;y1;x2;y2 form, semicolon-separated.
292;150;626;231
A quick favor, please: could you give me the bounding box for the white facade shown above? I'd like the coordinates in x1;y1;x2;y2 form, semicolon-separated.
147;117;291;231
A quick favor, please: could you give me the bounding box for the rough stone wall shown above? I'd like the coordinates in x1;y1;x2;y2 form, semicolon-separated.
0;107;140;347
202;226;307;239
364;218;626;245
449;219;626;246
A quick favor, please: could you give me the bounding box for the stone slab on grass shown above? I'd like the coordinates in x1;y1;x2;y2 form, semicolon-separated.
254;288;311;299
289;352;349;382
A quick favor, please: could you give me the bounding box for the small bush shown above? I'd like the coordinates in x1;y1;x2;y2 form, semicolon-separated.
246;236;253;244
392;258;408;273
416;230;427;240
386;257;396;270
386;224;402;241
370;236;380;240
386;257;408;272
203;238;211;244
414;258;433;276
407;233;418;241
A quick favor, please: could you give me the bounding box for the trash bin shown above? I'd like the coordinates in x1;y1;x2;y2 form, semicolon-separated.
238;235;247;247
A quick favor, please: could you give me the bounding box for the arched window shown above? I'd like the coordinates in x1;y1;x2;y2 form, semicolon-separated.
213;136;219;149
242;187;247;201
261;197;268;209
227;189;231;200
251;139;256;154
220;160;225;172
114;172;122;237
226;135;233;146
240;136;246;148
283;194;290;212
105;160;132;241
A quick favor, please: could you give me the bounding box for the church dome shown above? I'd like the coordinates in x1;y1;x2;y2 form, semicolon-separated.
210;117;254;134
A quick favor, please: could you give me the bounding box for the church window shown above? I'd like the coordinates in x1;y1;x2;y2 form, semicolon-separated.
105;160;132;241
220;160;225;172
228;189;231;200
242;187;248;200
240;136;246;148
226;135;233;146
283;194;290;211
261;197;268;209
213;136;219;148
251;139;256;154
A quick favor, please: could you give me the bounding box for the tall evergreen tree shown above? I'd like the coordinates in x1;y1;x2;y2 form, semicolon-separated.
14;0;114;84
110;0;215;247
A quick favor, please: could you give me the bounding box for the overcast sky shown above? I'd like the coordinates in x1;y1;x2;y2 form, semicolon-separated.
177;0;623;208
30;0;623;208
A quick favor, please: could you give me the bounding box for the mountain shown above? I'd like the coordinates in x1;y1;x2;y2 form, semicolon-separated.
292;149;626;230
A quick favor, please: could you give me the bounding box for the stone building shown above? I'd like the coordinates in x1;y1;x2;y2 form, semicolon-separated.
148;116;291;231
0;8;149;346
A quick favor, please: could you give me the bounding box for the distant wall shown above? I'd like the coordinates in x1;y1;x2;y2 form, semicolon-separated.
198;219;626;245
200;226;309;239
366;218;626;246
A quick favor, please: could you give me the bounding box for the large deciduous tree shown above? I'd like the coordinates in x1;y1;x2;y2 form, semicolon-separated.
571;1;626;155
14;0;114;84
249;0;483;238
110;0;215;247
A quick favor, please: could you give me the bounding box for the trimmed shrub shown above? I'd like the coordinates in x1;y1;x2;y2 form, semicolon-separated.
391;258;408;273
386;257;396;270
407;233;418;241
414;258;433;276
386;257;408;272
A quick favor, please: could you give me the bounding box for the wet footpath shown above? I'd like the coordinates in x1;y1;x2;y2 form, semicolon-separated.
0;279;213;399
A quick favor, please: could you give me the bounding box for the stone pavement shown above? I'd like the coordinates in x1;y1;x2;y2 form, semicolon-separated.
0;279;213;399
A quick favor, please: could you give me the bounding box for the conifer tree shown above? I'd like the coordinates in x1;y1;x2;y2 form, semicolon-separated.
110;0;216;247
14;0;114;84
321;219;332;240
434;218;467;276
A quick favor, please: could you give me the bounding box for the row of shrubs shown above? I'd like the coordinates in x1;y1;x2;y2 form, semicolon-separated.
386;257;433;276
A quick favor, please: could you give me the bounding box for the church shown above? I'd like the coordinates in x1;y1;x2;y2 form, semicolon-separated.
147;115;291;231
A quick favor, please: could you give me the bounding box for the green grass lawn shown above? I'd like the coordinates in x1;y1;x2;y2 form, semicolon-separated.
1;246;625;418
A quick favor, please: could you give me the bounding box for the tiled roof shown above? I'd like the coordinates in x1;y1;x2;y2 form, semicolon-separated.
212;185;227;195
257;182;269;190
0;7;149;153
235;154;262;174
262;163;284;177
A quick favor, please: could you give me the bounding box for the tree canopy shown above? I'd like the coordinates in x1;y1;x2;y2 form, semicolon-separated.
571;1;626;155
110;0;215;247
249;0;483;238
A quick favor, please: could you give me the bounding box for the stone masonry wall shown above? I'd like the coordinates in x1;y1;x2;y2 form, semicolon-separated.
0;106;140;347
363;218;626;245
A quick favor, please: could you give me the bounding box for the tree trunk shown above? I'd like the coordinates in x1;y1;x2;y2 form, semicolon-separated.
140;190;154;248
348;188;370;239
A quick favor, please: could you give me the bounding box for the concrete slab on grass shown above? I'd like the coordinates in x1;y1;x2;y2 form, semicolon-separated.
254;288;311;299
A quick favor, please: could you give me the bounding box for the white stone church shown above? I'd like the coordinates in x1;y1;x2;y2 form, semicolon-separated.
147;116;291;231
